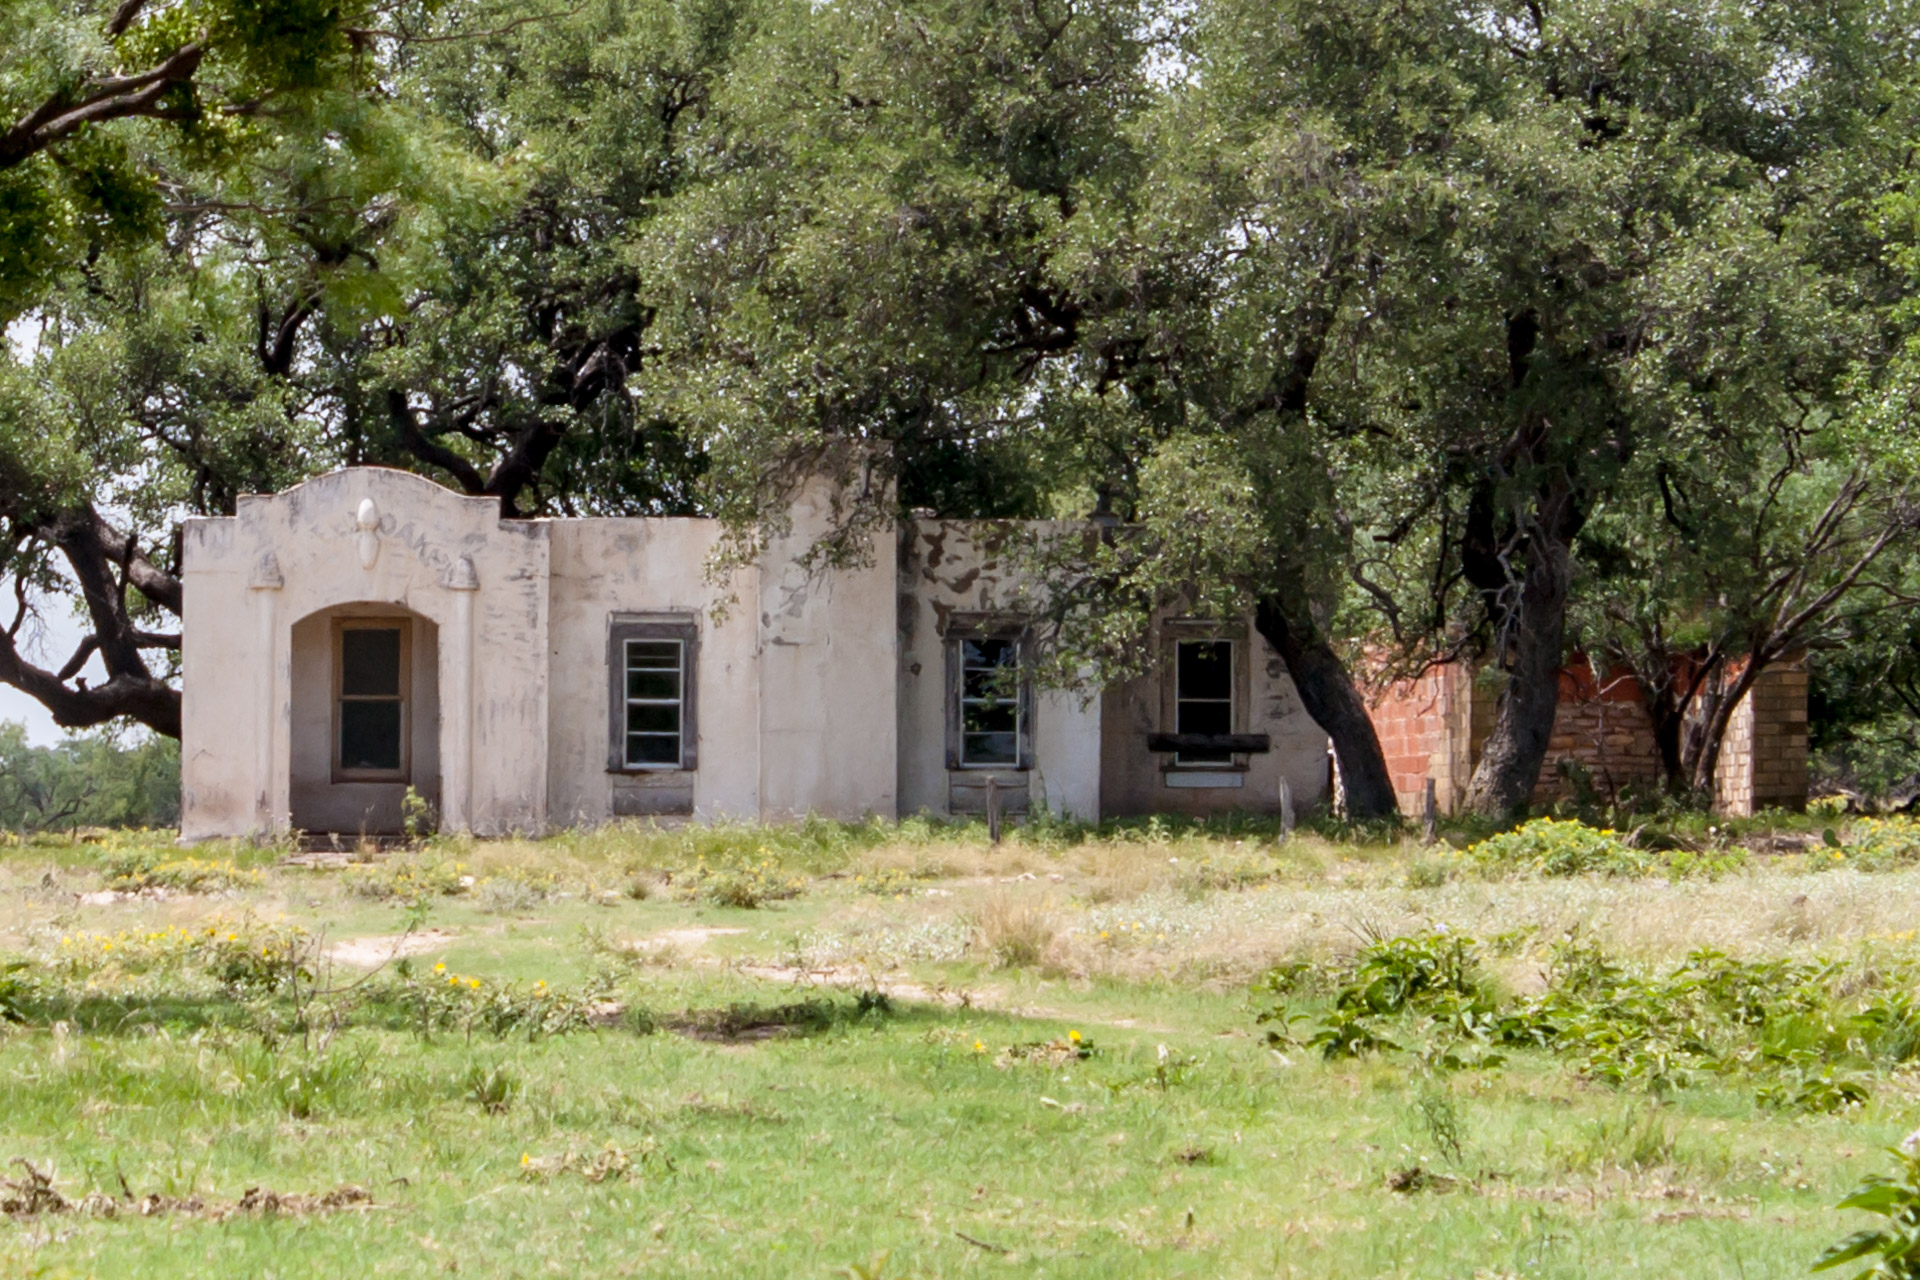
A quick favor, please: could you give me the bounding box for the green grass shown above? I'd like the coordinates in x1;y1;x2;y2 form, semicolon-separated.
0;820;1913;1278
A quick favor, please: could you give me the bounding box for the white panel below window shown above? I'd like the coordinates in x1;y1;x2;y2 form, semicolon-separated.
1163;771;1245;789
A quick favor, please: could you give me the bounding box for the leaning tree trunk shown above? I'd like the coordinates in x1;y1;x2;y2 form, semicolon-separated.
1685;656;1767;797
1254;595;1400;821
1463;529;1573;817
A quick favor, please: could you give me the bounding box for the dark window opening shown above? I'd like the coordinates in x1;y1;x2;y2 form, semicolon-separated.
1175;639;1234;764
960;637;1021;766
337;624;406;777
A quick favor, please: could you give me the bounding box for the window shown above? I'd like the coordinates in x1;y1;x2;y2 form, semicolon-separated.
959;637;1021;766
623;640;685;767
945;622;1032;770
335;621;408;780
1174;639;1234;765
607;615;698;772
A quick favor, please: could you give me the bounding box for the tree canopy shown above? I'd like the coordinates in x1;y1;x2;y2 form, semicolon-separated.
4;0;1920;814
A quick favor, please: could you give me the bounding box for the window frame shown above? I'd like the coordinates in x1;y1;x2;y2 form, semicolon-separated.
606;614;699;773
331;618;411;783
944;617;1034;771
1160;622;1249;772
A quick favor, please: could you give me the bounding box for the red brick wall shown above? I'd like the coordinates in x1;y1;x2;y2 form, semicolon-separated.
1362;653;1806;815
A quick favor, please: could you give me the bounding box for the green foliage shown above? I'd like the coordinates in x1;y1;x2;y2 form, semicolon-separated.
51;918;310;996
0;723;179;833
1465;817;1749;880
1467;819;1650;878
1841;818;1920;872
464;1062;518;1115
675;856;807;909
1260;932;1886;1105
343;856;472;902
1816;1139;1920;1278
1335;931;1485;1018
381;962;610;1042
0;960;31;1023
102;852;262;893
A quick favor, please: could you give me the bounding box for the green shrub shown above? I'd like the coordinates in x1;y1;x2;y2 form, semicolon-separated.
1467;818;1649;877
1256;931;1886;1101
471;867;557;914
379;962;609;1041
1841;818;1920;872
1815;1135;1920;1277
103;852;263;893
343;857;470;901
675;857;806;908
52;919;309;994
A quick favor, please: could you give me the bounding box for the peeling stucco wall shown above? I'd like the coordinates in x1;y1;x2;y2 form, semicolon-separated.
545;520;761;825
1098;619;1333;819
896;521;1102;821
756;479;900;821
181;468;548;838
182;467;1343;837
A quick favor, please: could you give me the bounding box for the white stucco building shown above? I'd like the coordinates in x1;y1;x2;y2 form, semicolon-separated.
179;467;1332;838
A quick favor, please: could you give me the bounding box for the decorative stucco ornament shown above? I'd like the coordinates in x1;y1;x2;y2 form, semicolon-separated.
355;498;381;569
247;551;283;591
444;556;479;592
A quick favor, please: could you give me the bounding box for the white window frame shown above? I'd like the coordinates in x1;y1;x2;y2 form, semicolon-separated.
623;638;685;770
607;614;698;773
944;618;1033;771
957;635;1024;769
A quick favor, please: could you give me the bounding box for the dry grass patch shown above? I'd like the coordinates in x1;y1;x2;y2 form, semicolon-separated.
972;891;1061;970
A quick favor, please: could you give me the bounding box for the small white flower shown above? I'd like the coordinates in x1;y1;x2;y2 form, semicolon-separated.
1157;1043;1171;1064
1900;1127;1920;1157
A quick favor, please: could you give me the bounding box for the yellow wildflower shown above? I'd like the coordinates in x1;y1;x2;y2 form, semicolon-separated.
1068;1030;1082;1043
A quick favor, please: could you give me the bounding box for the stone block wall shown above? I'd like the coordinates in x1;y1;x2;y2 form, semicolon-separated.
1529;665;1664;807
1713;657;1810;816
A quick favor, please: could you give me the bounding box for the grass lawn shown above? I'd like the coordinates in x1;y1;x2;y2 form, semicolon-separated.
0;816;1914;1278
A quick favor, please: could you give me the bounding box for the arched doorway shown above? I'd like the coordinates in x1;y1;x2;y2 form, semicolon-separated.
288;604;441;834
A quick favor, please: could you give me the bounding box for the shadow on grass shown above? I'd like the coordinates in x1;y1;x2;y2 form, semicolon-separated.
11;992;272;1035
661;990;906;1043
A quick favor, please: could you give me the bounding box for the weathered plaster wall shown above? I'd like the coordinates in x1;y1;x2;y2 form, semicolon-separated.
181;468;549;837
179;516;253;839
545;520;761;825
756;481;900;821
1098;621;1332;819
896;522;1102;821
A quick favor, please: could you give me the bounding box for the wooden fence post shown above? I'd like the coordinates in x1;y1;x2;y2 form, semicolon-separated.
986;775;1003;846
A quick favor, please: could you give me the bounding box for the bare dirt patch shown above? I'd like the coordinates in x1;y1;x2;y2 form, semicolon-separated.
327;928;457;969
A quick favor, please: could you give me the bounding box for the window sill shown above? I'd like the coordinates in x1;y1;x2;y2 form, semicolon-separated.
1162;770;1247;790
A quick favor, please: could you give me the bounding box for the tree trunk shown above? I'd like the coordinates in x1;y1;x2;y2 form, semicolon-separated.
1621;647;1719;799
1462;526;1573;816
1254;595;1400;821
1686;656;1767;796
